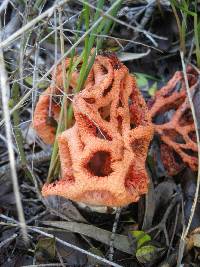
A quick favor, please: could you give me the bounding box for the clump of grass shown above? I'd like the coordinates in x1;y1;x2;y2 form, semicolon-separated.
48;0;122;182
170;0;200;67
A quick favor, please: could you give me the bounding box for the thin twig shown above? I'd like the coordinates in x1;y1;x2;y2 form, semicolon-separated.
167;204;180;258
0;0;70;49
56;248;66;267
108;207;122;261
177;51;200;266
0;233;18;249
29;227;122;267
0;20;28;241
0;150;50;177
0;214;122;267
0;0;9;14
147;193;180;246
0;132;18;153
21;264;68;267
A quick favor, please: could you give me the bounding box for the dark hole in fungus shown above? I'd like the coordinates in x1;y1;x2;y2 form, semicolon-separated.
46;116;58;128
103;84;112;97
118;99;123;108
130;123;136;129
117;116;123;135
113;63;121;70
76;63;82;72
83;97;95;104
100;52;122;70
172;149;183;165
180;109;193;126
98;104;111;122
153;109;175;125
52;95;62;105
86;151;113;177
164;81;182;97
128;97;133;106
105;115;110;122
163;129;186;144
101;65;108;75
188;131;197;143
131;139;146;156
181;148;198;157
79;114;97;135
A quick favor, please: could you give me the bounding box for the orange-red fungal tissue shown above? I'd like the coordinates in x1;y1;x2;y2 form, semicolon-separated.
149;66;199;176
33;54;154;207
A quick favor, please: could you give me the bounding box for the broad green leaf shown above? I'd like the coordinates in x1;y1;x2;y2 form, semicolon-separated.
118;50;150;62
88;247;105;265
134;72;160;81
25;76;49;89
42;221;132;254
136;245;156;263
135;74;148;88
35;237;56;261
130;230;151;248
148;82;157;96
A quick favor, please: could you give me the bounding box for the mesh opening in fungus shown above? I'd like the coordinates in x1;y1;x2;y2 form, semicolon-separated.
86;151;113;177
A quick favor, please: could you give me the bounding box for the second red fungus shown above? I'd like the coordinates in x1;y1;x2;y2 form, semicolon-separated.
149;66;199;175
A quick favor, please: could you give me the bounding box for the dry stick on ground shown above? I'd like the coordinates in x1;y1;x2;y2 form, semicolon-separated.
0;233;18;249
108;208;122;261
0;214;123;267
29;227;123;267
0;132;18;153
147;193;181;246
0;21;28;242
176;52;200;266
56;248;66;267
19;1;30;95
167;203;180;258
142;171;156;230
0;0;9;13
21;264;68;267
0;150;51;177
122;0;157;51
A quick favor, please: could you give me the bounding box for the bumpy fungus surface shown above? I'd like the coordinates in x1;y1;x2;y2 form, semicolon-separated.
34;54;153;207
149;66;199;176
33;57;93;144
33;86;61;144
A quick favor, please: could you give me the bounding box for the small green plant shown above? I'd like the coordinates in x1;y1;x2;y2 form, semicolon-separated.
170;0;200;67
130;230;161;264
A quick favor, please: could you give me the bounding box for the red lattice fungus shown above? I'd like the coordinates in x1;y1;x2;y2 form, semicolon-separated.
149;66;199;176
35;54;153;207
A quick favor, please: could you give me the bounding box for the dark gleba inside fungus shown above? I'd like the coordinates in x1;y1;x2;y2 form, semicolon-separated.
33;54;154;207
